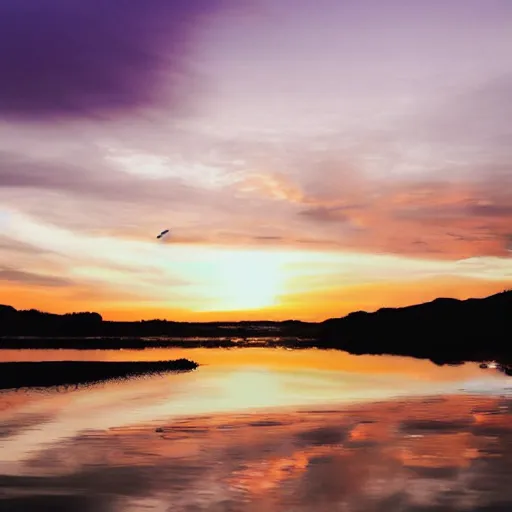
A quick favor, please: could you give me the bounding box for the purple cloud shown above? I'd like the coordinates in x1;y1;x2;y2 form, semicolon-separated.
405;74;512;150
0;0;232;120
0;267;72;287
0;151;197;203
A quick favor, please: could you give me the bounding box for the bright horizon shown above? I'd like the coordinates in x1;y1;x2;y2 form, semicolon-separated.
1;0;511;321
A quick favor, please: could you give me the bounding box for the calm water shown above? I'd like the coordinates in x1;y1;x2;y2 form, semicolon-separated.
0;348;511;511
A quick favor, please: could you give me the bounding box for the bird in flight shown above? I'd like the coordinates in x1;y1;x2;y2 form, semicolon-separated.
156;229;170;239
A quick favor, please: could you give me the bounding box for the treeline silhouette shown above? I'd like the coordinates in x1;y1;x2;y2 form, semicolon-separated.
0;304;317;338
318;290;511;365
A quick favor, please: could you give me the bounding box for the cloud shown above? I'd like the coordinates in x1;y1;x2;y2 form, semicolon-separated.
0;268;72;287
253;236;284;241
2;146;511;260
408;74;512;150
0;145;304;242
232;171;304;203
299;206;352;223
469;204;512;218
0;152;204;239
0;0;233;120
0;151;194;204
0;93;511;262
291;170;512;259
0;236;50;256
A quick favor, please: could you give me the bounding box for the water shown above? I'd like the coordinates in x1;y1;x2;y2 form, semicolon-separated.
0;347;511;511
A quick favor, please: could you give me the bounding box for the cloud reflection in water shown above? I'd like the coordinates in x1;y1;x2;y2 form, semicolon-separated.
0;394;510;511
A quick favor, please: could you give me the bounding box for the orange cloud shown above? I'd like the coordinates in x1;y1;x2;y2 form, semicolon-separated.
233;171;304;203
295;176;512;260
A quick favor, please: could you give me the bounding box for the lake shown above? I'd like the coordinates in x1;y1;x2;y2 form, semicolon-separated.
1;347;511;511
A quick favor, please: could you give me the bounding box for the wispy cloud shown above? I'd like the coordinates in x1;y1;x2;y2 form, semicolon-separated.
1;143;511;259
299;206;352;224
0;151;195;204
0;267;72;288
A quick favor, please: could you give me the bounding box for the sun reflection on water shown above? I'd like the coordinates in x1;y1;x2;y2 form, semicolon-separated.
0;348;510;510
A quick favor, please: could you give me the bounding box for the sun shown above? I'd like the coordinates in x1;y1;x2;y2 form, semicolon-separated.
197;249;287;312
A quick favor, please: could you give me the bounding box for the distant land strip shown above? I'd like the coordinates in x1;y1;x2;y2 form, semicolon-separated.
0;337;314;350
0;359;198;390
0;290;510;369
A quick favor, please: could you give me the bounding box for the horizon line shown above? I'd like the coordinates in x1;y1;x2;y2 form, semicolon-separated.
2;289;509;324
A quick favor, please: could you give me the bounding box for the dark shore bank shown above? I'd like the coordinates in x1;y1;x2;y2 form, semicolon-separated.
1;290;510;368
0;359;198;390
317;289;511;368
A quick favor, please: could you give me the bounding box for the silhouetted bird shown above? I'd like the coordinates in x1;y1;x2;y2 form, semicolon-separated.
156;229;169;239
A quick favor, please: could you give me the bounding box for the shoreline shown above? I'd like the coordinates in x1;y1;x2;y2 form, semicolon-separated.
0;359;198;390
0;336;510;372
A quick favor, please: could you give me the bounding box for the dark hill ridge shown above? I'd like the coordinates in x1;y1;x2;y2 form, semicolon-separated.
318;290;511;364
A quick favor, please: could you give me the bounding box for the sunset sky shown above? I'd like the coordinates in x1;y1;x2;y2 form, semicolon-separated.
1;0;511;321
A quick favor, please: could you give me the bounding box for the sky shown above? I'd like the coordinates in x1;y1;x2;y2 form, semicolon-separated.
0;0;511;321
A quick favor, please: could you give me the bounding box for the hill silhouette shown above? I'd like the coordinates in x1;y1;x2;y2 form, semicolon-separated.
1;290;510;366
318;289;511;365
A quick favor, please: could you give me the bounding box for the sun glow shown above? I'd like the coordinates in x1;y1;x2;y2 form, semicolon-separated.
195;249;287;312
3;212;512;320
